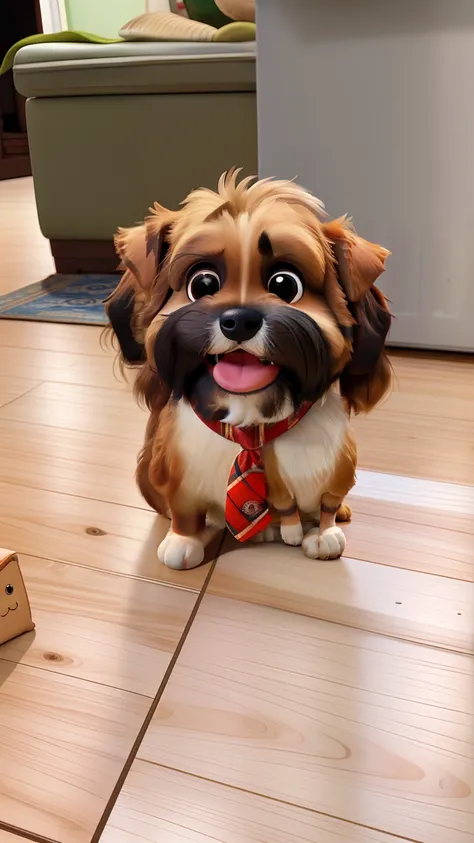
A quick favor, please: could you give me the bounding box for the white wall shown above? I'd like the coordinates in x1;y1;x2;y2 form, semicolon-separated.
64;0;147;38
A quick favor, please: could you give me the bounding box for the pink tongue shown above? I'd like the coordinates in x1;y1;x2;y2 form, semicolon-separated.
213;351;280;394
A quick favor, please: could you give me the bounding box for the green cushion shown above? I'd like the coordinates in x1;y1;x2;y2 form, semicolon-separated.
13;41;256;99
0;31;121;76
213;21;256;41
184;1;232;28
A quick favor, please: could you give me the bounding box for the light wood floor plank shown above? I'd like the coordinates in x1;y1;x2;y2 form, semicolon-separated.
0;832;38;843
0;418;144;509
391;351;474;386
0;555;196;696
0;177;54;296
0;661;149;843
0;377;40;408
353;354;474;483
349;471;474;575
102;760;405;843
383;391;474;423
0;482;210;591
355;469;474;514
0;381;145;440
353;411;474;484
342;511;473;579
208;542;473;651
136;596;474;843
351;495;473;541
0;320;105;355
389;353;474;419
0;347;122;390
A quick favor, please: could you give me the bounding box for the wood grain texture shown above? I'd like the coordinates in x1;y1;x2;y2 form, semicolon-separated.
209;542;473;651
345;471;474;578
0;381;145;440
0;482;211;591
0;346;122;390
0;832;35;842
352;355;474;483
0;556;197;695
0;661;149;843
0;418;145;509
389;353;474;416
136;596;474;843
0;377;39;408
342;511;473;580
354;411;474;484
0;320;104;355
102;760;406;843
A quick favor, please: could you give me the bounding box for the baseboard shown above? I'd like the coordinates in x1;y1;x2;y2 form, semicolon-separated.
50;239;120;274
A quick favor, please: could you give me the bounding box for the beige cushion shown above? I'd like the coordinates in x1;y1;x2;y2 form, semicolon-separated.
119;12;216;42
215;1;255;22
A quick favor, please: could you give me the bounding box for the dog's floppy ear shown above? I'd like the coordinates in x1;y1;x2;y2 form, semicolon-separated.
105;204;177;365
323;219;392;414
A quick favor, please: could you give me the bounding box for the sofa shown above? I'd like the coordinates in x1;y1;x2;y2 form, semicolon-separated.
13;41;257;272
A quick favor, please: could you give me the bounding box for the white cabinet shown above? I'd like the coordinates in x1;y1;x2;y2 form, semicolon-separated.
256;0;474;350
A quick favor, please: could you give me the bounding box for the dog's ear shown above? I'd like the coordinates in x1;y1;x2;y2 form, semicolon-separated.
323;219;392;414
105;204;177;365
339;285;392;414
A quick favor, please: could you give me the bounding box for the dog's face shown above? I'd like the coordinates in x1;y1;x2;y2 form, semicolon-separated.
107;172;392;423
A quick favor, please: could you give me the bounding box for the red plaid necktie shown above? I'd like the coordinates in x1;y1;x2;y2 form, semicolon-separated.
196;403;312;542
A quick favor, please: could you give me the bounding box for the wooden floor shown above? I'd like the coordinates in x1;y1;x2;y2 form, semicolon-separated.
0;179;473;843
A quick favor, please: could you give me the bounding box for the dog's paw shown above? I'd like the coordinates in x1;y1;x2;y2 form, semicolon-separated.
251;525;279;543
302;526;346;560
280;522;304;546
158;530;205;570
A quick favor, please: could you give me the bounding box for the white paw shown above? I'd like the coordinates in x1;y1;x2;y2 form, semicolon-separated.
280;522;304;546
302;526;346;561
158;530;205;570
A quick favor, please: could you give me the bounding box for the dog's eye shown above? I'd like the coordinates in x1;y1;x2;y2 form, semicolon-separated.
267;269;304;304
5;584;14;596
187;268;221;302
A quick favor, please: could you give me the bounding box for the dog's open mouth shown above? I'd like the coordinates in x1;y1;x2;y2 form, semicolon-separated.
209;350;281;394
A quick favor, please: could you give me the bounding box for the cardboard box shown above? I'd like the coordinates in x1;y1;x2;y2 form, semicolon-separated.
0;548;35;646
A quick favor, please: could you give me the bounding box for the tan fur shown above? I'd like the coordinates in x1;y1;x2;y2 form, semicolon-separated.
106;171;392;568
319;431;357;532
263;444;301;532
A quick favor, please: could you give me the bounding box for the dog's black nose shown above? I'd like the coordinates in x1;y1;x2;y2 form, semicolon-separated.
220;308;263;343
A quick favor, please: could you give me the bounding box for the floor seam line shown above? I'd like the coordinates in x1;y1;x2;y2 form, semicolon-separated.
139;760;424;843
0;479;152;512
205;585;473;656
0;381;45;410
90;533;226;843
19;551;201;593
0;655;154;699
0;820;60;843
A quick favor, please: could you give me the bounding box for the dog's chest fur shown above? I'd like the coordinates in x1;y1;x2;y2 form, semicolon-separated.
175;392;348;515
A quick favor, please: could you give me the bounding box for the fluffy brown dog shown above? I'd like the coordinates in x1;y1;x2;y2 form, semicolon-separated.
106;170;392;570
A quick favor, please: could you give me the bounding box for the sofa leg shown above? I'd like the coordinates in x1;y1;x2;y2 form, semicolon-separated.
50;239;120;274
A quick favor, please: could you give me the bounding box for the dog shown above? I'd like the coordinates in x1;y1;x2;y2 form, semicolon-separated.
106;170;392;570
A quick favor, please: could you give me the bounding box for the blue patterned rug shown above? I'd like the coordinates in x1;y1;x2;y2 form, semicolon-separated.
0;274;120;325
